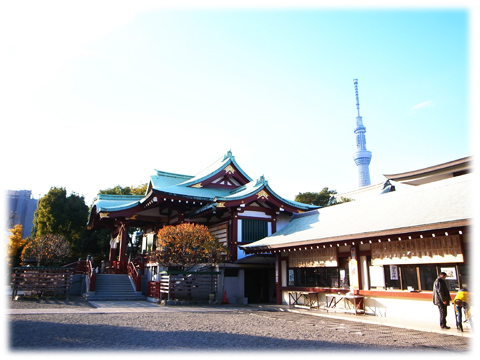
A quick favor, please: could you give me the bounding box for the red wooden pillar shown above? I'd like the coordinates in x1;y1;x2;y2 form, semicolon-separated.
230;210;238;261
275;252;282;305
271;215;277;234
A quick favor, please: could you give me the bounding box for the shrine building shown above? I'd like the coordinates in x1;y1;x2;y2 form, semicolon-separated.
87;150;319;304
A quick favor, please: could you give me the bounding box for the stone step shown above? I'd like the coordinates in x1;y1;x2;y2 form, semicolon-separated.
85;294;146;301
84;274;143;301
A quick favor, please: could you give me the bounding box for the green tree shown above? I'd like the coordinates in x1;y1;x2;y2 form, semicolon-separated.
154;223;228;270
99;183;147;196
6;224;26;268
295;188;353;207
75;228;111;263
34;187;89;242
21;234;72;266
295;188;337;207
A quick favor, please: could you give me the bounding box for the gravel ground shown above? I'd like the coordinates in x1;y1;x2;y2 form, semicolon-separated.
7;296;471;353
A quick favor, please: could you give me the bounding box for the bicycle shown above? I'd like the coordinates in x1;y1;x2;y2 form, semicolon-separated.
454;299;473;332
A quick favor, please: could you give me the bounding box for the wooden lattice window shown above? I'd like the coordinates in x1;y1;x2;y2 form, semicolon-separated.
241;219;268;243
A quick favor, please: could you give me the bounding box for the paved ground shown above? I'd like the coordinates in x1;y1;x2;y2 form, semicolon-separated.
5;296;473;354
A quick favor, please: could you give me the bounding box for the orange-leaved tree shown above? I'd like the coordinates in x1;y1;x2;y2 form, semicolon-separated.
155;223;228;270
21;234;72;267
7;224;25;268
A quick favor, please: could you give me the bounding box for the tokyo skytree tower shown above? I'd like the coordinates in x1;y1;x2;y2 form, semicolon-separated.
352;79;372;187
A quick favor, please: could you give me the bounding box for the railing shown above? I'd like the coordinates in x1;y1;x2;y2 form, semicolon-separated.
147;280;161;299
11;267;73;300
127;261;141;292
111;261;128;274
149;269;220;301
62;260;86;274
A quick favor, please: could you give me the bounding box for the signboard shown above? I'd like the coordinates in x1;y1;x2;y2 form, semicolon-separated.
390;265;399;280
371;235;463;265
288;269;295;286
349;246;359;289
288;247;338;267
441;267;457;280
369;266;385;288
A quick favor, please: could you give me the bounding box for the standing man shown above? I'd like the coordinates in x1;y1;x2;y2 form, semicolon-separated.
433;272;451;329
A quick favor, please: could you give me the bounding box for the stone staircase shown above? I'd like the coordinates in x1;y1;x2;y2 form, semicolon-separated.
84;274;145;301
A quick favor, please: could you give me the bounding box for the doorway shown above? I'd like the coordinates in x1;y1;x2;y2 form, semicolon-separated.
244;268;275;303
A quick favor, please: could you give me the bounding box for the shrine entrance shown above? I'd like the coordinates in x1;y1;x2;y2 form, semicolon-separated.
244;268;275;304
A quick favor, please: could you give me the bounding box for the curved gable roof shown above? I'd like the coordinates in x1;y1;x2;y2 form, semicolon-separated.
217;176;319;211
179;150;252;187
88;151;319;226
94;194;145;212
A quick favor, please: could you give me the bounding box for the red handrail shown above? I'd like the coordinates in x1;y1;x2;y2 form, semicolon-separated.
127;254;147;292
62;260;85;274
127;261;141;292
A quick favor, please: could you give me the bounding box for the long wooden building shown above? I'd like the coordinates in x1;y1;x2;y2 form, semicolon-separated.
240;157;472;322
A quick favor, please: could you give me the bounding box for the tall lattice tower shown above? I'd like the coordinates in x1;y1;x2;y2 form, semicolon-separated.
352;79;372;187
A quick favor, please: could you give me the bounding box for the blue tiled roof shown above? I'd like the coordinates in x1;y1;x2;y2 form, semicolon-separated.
178;150;252;187
94;194;144;212
153;185;231;201
90;151;319;219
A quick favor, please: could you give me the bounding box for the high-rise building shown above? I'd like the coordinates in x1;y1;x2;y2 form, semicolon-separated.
6;190;38;238
352;79;372;187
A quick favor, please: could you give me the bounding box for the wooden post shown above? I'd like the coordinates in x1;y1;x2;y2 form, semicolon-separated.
349;245;360;293
230;210;238;261
276;253;282;305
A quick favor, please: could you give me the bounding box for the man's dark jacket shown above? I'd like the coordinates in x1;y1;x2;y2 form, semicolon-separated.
433;276;450;305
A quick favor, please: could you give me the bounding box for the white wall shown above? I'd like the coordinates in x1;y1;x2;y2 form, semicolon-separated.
281;290;458;325
220;269;247;304
364;296;457;325
276;213;291;232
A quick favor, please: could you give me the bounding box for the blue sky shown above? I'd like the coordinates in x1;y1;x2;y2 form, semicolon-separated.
0;1;475;208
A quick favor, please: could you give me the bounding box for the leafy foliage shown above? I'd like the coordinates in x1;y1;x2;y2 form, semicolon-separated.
34;187;89;242
99;183;148;196
75;228;111;263
7;224;26;268
295;188;338;207
154;223;228;270
21;234;72;266
295;187;353;207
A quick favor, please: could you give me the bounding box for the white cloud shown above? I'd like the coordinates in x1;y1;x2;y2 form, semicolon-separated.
408;101;434;115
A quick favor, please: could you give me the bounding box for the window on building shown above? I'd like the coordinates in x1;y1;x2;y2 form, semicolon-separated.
289;267;349;289
402;265;418;290
383;266;401;289
457;264;470;290
378;264;466;291
242;219;268;243
419;265;437;291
